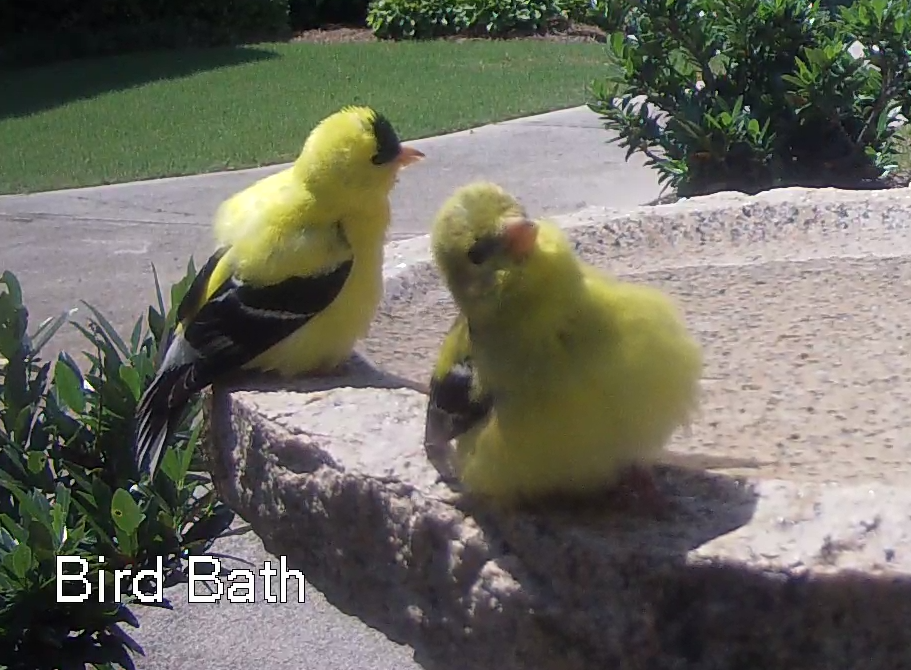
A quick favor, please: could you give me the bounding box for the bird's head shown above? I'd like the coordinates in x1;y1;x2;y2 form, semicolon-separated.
430;182;580;322
295;105;424;197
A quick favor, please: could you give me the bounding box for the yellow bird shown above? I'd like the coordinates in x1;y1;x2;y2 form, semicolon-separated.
134;106;424;478
426;182;703;507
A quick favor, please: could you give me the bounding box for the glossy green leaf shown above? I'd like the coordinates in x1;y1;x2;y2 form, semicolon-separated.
0;526;17;551
3;542;33;580
129;316;145;355
119;365;142;402
52;483;72;545
81;301;130;360
31;308;77;357
0;270;23;309
53;358;86;414
26;450;46;474
111;488;146;534
0;512;27;544
116;527;137;560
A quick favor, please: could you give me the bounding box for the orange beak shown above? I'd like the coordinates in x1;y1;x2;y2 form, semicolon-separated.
501;218;538;262
394;145;425;169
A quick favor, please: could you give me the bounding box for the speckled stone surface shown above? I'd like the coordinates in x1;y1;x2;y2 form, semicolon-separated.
205;187;911;670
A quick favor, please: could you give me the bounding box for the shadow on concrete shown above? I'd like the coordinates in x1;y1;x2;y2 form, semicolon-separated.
0;45;280;120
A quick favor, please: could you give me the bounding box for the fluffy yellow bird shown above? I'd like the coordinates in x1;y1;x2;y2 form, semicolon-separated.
425;182;703;507
134;106;425;478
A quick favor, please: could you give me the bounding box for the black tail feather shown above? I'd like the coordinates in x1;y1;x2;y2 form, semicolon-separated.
134;367;190;479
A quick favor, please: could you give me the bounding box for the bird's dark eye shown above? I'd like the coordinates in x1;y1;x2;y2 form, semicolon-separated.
467;236;502;265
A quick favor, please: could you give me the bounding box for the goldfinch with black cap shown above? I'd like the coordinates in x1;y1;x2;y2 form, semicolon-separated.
134;106;424;479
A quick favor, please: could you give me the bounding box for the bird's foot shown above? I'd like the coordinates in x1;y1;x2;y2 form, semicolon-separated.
612;464;675;520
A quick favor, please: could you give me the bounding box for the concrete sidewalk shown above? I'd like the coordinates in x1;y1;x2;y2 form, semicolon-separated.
0;106;662;360
0;105;663;670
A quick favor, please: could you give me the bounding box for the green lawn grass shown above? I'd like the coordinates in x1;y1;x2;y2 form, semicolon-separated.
0;40;606;194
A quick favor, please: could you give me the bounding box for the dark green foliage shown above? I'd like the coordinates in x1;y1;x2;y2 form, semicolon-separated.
1;0;289;67
289;0;371;29
366;0;569;39
560;0;628;31
0;266;239;669
589;0;911;197
366;0;472;39
475;0;568;35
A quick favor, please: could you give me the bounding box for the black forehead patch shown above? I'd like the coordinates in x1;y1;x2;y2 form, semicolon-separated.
370;112;402;165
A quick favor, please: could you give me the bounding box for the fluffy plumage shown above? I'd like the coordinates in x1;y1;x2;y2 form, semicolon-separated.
134;106;424;479
426;182;703;504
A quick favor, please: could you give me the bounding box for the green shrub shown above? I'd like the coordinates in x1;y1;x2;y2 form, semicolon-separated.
366;0;567;39
560;0;590;21
0;266;239;669
560;0;627;31
1;0;289;66
474;0;566;35
367;0;471;39
588;0;911;197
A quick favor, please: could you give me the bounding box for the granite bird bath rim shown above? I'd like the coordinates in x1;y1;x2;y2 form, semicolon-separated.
204;185;911;670
360;185;911;488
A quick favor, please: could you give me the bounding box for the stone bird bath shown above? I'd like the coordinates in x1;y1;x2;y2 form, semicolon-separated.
203;187;911;670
